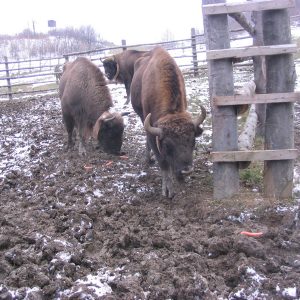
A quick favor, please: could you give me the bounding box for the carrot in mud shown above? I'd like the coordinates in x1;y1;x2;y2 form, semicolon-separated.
240;231;263;237
84;164;93;171
119;155;129;160
104;160;113;167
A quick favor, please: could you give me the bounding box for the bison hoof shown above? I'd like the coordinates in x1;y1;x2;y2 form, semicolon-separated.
162;188;175;199
66;143;74;151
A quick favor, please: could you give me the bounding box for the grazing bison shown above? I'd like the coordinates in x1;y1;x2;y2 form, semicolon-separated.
102;50;149;105
59;57;126;156
130;47;206;198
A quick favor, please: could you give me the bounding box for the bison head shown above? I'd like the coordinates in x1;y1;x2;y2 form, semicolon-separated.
144;106;206;180
93;111;128;154
102;57;119;81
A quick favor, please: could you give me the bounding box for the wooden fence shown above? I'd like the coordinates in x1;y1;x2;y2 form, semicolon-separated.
203;0;299;200
0;28;252;100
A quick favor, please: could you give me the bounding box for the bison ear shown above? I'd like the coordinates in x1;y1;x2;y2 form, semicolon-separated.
93;118;102;139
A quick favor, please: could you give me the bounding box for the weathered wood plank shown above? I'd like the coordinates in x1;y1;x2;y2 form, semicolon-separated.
211;149;298;162
202;0;295;15
214;92;300;105
263;8;295;199
206;44;297;60
203;0;239;200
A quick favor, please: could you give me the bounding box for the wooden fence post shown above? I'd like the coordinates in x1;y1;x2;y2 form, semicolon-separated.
17;59;20;74
203;0;239;200
63;55;69;62
122;39;127;51
4;56;13;100
263;8;296;198
191;28;198;76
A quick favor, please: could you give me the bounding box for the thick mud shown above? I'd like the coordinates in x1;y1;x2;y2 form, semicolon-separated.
0;76;300;299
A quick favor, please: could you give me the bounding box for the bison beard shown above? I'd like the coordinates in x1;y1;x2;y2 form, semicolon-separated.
131;47;206;198
59;57;126;156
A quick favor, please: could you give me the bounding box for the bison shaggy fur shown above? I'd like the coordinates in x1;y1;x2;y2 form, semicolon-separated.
59;57;126;155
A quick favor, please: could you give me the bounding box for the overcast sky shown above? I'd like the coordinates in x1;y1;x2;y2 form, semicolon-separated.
0;0;206;44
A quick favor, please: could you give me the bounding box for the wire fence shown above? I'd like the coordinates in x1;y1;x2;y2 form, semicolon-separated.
0;28;255;100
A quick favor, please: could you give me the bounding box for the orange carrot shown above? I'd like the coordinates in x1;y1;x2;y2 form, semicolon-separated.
84;165;93;171
240;231;263;237
104;160;113;167
119;155;129;160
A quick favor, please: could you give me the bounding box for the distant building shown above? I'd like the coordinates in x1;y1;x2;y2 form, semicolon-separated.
48;20;56;28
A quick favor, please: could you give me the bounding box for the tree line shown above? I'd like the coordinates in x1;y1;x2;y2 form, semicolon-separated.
0;25;114;60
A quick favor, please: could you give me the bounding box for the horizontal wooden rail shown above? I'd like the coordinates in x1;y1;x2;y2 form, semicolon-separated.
213;92;300;105
202;0;295;15
211;149;298;162
206;44;297;60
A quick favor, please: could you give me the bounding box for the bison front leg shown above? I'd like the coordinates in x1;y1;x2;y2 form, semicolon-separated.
124;81;131;106
161;169;175;198
63;114;75;151
78;128;87;156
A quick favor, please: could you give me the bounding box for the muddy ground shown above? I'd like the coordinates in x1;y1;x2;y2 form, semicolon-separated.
0;75;300;300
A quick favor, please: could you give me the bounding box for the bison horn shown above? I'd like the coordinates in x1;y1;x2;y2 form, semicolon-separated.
102;115;116;123
113;61;120;81
100;56;114;63
156;136;162;154
193;105;207;128
92;112;117;139
144;113;163;137
121;111;131;116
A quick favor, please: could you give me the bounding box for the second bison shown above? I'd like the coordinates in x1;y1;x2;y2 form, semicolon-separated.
59;57;126;155
101;50;149;105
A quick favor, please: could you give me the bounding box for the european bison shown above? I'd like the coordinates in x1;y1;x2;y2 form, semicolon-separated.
59;57;127;156
131;47;206;198
102;50;149;105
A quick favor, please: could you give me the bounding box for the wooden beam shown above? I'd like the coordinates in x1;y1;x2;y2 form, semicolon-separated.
206;44;297;60
203;0;239;200
213;92;300;106
211;149;298;162
263;8;295;199
202;0;295;15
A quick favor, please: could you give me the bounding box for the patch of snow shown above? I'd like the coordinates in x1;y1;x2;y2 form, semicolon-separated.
246;267;266;284
93;189;103;198
276;285;298;298
59;269;115;299
228;212;252;223
56;251;72;262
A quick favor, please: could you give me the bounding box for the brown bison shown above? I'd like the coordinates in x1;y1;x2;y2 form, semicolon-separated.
59;57;127;156
102;50;149;105
130;47;206;198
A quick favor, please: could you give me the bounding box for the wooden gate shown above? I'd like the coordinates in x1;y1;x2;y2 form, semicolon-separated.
202;0;299;200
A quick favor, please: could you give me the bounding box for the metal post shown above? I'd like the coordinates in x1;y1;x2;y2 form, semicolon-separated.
191;28;199;76
4;56;13;100
121;39;127;51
